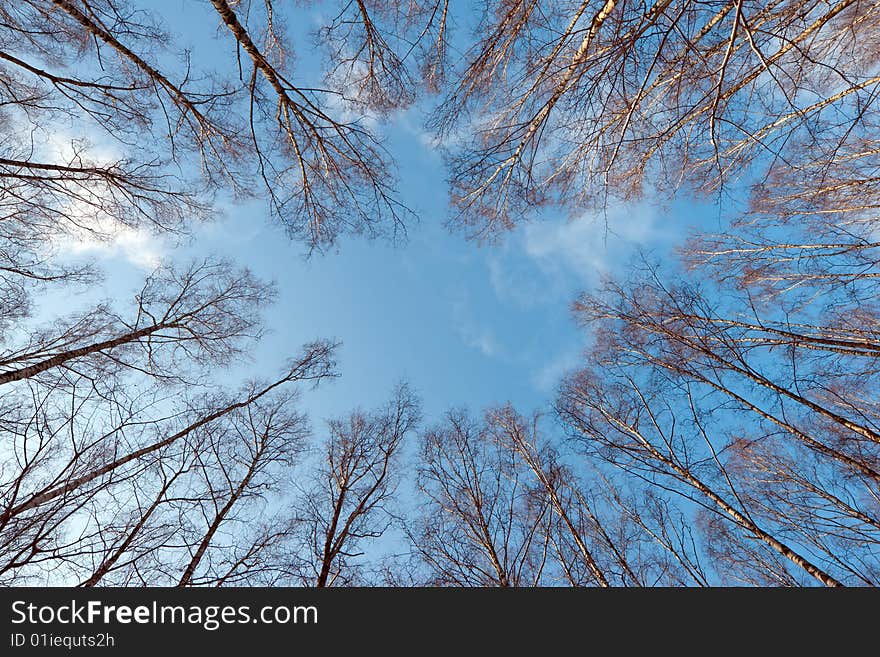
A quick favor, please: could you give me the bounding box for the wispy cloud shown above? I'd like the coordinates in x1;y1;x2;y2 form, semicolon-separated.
531;343;584;393
485;251;549;309
62;221;166;270
521;203;658;283
396;108;476;154
43;132;167;271
486;203;659;308
461;328;498;357
451;294;502;358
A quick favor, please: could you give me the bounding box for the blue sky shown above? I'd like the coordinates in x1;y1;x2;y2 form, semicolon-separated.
47;0;713;427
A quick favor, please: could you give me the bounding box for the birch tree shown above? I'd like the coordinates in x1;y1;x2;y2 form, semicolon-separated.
558;269;880;586
289;384;421;586
432;0;880;237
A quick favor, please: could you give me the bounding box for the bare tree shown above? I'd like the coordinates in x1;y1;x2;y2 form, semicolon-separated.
0;258;338;584
1;0;449;251
490;405;711;586
6;0;880;589
557;265;880;586
431;0;880;237
412;409;553;586
0;0;444;586
409;404;713;586
289;384;420;586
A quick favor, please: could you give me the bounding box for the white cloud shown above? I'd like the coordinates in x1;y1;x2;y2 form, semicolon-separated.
521;203;658;284
485;202;659;309
531;344;583;392
461;327;498;357
39;132;166;271
322;59;390;131
62;221;165;270
43;131;120;166
395;108;476;154
451;295;501;358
